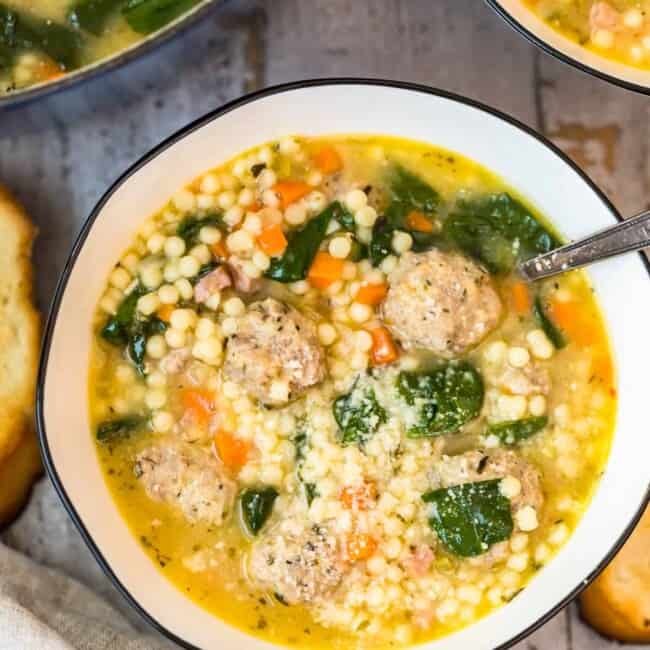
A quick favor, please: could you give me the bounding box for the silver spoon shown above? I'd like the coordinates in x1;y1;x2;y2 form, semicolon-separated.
518;209;650;281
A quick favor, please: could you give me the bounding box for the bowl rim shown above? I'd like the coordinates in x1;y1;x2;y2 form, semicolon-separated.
484;0;650;95
0;0;229;111
36;77;650;650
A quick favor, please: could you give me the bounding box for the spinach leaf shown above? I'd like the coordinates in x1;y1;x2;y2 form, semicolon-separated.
68;0;123;35
398;362;484;437
96;415;146;442
240;487;279;535
533;296;566;349
369;217;394;266
486;416;548;445
100;284;146;345
128;316;167;374
369;165;441;265
0;4;81;69
333;377;387;446
388;165;440;217
422;479;514;557
122;0;200;34
443;193;559;274
177;214;223;248
304;482;318;506
101;286;167;374
265;202;345;283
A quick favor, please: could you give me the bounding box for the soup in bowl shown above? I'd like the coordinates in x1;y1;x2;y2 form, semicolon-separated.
487;0;650;93
38;80;650;650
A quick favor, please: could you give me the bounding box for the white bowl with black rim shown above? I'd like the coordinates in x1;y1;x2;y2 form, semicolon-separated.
37;79;650;650
486;0;650;94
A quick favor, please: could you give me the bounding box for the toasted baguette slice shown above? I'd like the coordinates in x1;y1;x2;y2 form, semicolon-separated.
0;186;39;463
0;428;42;525
580;505;650;642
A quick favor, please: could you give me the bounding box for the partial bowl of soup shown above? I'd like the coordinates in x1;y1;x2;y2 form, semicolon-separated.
0;0;222;106
487;0;650;93
38;79;650;650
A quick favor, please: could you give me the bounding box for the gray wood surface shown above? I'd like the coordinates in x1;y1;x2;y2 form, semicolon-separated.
1;1;647;648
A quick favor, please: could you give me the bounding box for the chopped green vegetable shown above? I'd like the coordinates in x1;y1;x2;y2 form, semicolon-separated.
422;479;514;557
304;483;318;506
486;416;548;445
369;165;441;265
0;4;81;69
96;415;146;442
128;316;167;374
240;487;279;535
369;217;394;266
533;296;566;349
443;193;559;273
100;284;146;345
177;214;223;248
68;0;124;35
333;377;387;446
397;362;484;437
265;202;345;283
122;0;200;34
335;205;356;231
101;286;167;374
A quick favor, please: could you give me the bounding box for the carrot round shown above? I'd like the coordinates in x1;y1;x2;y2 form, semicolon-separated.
355;283;388;306
211;240;229;259
215;429;252;470
271;181;312;209
313;146;343;175
307;251;344;289
510;281;531;315
344;533;377;561
406;210;434;233
340;481;377;510
257;224;288;257
550;299;596;346
182;389;215;426
368;326;398;365
156;304;175;322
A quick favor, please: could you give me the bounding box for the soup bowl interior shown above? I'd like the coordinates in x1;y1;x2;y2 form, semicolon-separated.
39;80;650;650
488;0;650;93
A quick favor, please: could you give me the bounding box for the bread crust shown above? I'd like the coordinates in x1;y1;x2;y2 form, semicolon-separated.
580;505;650;642
0;186;40;463
0;428;42;526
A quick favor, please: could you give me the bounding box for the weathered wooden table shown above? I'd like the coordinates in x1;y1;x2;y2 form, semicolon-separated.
1;2;647;648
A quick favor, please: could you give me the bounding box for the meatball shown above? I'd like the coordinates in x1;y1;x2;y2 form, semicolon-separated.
223;298;326;405
135;440;235;526
381;249;502;358
249;521;346;605
430;449;544;519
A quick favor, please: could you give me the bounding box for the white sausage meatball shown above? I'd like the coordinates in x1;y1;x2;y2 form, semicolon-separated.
381;249;502;358
223;297;326;405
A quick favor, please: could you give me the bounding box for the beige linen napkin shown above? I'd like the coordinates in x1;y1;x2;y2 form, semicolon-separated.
0;543;171;650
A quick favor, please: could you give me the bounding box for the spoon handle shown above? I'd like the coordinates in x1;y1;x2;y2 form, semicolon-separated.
519;209;650;282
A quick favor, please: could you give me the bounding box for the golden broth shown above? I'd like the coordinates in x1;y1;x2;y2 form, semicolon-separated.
89;135;616;649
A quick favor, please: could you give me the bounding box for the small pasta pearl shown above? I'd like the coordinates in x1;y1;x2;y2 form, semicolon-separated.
164;236;186;258
392;230;413;254
158;284;179;305
170;309;196;331
328;236;351;259
137;292;160;316
165;327;186;349
146;335;167;359
345;189;367;212
172;189;196;212
179;255;200;278
152;411;174;433
145;389;167;409
200;173;220;194
217;190;236;210
199;226;222;245
146;233;166;255
354;205;377;228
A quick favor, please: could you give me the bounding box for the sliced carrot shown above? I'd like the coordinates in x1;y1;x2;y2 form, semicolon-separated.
510;281;531;315
368;326;399;365
257;224;288;257
355;283;388;306
211;239;229;259
344;533;377;561
550;299;596;346
307;251;344;289
406;210;434;233
271;181;312;209
156;304;175;322
182;389;215;426
313;146;343;175
248;201;263;212
215;429;252;470
340;481;377;510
